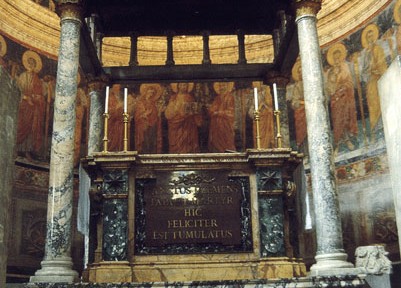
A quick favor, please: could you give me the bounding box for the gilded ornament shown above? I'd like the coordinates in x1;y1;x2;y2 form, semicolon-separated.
22;50;42;73
56;2;83;21
291;60;302;81
361;23;380;49
394;0;401;24
293;0;322;18
0;34;7;57
170;82;194;93
139;83;163;101
213;81;234;94
326;42;347;66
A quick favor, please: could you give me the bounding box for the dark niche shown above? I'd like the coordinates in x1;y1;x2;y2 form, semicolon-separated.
135;171;252;254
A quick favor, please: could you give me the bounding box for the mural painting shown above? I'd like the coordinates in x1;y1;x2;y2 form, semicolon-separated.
287;1;401;154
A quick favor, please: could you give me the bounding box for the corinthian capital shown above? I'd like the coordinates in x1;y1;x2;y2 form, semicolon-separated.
293;0;322;19
55;0;84;21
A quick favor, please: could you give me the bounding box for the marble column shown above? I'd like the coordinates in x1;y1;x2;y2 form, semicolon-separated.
265;74;290;147
293;0;358;276
30;1;82;283
0;68;20;287
87;77;107;155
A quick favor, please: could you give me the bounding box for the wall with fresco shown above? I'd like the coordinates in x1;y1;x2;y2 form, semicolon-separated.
1;0;401;280
286;0;401;267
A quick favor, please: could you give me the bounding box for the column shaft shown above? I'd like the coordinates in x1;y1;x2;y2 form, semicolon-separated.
88;80;106;154
31;3;81;283
294;0;357;275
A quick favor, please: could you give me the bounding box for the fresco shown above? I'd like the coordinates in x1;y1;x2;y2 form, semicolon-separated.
0;32;277;164
287;0;401;156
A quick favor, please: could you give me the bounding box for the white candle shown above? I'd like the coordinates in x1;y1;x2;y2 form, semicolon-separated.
254;87;258;111
105;86;109;113
273;83;279;111
124;87;128;113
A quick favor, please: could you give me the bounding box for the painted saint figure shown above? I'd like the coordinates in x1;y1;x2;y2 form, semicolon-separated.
208;82;236;152
134;83;163;153
16;50;46;159
326;43;358;150
360;23;387;136
287;60;307;147
165;82;202;153
107;84;124;151
252;83;275;149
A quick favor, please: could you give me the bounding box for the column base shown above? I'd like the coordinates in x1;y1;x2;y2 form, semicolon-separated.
309;252;364;276
29;257;79;283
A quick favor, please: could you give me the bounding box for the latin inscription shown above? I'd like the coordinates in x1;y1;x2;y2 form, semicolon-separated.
138;172;247;251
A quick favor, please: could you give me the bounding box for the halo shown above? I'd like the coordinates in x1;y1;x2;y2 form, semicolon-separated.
170;82;194;93
326;43;348;66
394;0;401;24
213;81;234;94
22;50;42;73
0;35;7;57
291;60;302;82
140;83;163;100
361;23;380;49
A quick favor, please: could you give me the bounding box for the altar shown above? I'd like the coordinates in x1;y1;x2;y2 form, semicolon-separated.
82;149;306;283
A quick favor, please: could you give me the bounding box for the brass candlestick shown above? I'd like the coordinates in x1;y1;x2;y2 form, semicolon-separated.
123;112;129;152
102;112;109;152
274;110;282;148
254;110;261;150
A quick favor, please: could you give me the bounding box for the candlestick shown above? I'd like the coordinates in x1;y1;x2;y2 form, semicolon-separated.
124;87;128;113
105;86;109;113
123;112;129;152
273;83;279;111
102;113;109;153
274;110;282;148
254;110;261;149
254;87;259;111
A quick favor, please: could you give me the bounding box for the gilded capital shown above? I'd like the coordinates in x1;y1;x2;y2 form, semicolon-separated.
87;74;109;93
293;0;322;19
55;0;83;21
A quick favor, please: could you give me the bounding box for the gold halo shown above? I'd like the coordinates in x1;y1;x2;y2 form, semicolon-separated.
361;23;380;48
170;82;194;93
22;50;42;73
213;81;234;94
326;43;348;66
291;60;302;82
0;35;7;57
140;83;163;100
394;0;401;24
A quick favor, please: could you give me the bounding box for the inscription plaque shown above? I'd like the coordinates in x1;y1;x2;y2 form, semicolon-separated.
135;171;252;254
